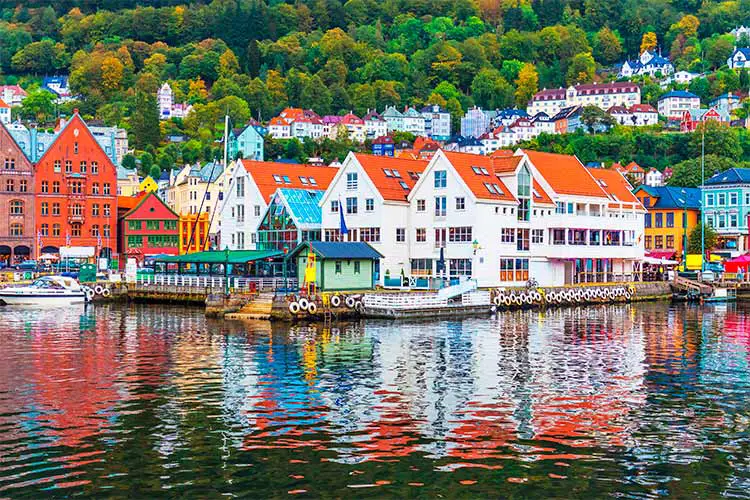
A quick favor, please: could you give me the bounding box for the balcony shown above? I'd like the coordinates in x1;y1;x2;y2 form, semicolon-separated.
68;214;85;224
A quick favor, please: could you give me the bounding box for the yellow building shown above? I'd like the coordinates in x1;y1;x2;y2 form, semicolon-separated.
138;175;159;193
178;213;211;254
634;186;701;260
165;162;228;239
117;166;140;197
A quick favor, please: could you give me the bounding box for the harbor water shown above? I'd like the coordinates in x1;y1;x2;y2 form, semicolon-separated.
0;302;749;497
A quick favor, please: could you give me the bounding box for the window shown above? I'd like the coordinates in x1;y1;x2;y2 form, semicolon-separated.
91;162;98;174
346;172;358;190
65;160;72;173
666;235;675;248
91;225;100;237
590;230;601;246
416;228;426;242
92;204;99;216
41;181;48;193
236;177;245;197
532;229;543;244
416;199;425;212
346;197;358;214
603;230;621;246
396;228;406;242
5;179;14;191
449;259;472;277
435;196;446;217
335;261;342;274
552;228;566;245
718;214;726;228
40;223;49;236
706;193;715;206
128;220;142;231
360;227;380;242
52;224;60;237
73;142;78;154
718;193;726;206
516;228;530;251
655;213;663;228
500;258;515;281
645;235;652;249
365;198;374;212
282;176;290;184
104;204;111;216
644;213;651;228
80;161;87;174
324;229;341;241
514;258;529;281
71;224;81;237
517;166;531;222
501;228;515;243
435;228;446;248
434;170;447;188
164;220;177;231
92;183;100;195
354;261;361;274
730;213;738;227
567;203;574;214
331;200;339;213
254;205;260;217
4;158;15;170
642;196;650;208
103;225;110;237
9;223;22;237
103;183;111;195
52;203;60;216
19;180;27;193
146;221;160;230
411;258;432;276
655;235;663;248
730;192;738;205
555;202;565;214
449;226;472;242
273;174;282;184
128;235;143;248
41;202;49;216
9;200;23;215
52;181;60;193
236;204;245;222
455;197;465;210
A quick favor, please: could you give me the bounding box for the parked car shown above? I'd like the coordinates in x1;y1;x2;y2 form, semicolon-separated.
15;260;38;271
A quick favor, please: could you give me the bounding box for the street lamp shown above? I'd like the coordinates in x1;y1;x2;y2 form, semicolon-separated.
680;189;689;267
224;245;230;296
700;124;705;273
283;245;289;292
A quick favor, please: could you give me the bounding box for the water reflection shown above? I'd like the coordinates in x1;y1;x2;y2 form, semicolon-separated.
0;303;749;496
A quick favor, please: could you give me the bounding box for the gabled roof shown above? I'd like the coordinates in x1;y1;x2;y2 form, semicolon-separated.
117;193;148;213
607;105;630;114
522;150;607;198
120;191;178;220
268;116;290;126
551;106;582;121
630;104;657;113
658;90;698;100
363;110;385;121
625;161;645;174
732;47;750;58
705;168;750;185
273;188;326;228
240;160;338;202
586;167;643;208
441;151;516;202
0;99;9;109
633;185;701;209
352;154;428;202
532;180;555;205
289;241;383;260
490;149;515;158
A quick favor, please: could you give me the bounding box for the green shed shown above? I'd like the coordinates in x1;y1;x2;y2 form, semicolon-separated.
288;241;383;291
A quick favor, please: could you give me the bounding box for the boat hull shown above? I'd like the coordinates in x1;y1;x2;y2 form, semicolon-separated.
0;292;86;306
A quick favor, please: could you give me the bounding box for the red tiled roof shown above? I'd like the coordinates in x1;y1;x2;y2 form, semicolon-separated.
522;150;607;198
117;193;147;212
489;149;514;158
442;152;517;202
268;116;289;126
0;99;9;109
533;179;555;205
353;154;428;201
629;104;657;113
586;167;643;209
626;161;645;173
241;160;338;201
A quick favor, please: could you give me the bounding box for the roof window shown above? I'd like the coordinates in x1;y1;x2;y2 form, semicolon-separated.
273;175;282;183
383;169;393;177
399;181;409;190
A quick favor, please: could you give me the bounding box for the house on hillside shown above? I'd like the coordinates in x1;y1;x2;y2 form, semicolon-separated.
680;107;730;132
728;47;750;69
619;50;674;78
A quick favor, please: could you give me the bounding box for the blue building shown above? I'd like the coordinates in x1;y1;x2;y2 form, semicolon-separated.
228;123;265;161
371;136;395;157
702;168;750;256
420;104;451;141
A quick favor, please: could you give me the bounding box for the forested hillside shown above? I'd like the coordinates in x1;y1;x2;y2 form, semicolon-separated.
1;0;750;170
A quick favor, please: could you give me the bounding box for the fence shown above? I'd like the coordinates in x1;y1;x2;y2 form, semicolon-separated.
363;289;490;310
135;274;297;293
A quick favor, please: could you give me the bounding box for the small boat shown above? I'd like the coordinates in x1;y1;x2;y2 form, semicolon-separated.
0;276;91;306
704;287;737;303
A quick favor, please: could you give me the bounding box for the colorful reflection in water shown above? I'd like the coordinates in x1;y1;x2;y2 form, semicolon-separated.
0;303;749;497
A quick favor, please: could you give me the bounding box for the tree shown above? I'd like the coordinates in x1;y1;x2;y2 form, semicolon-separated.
471;68;514;109
640;32;657;53
218;49;240;77
100;56;124;94
515;63;539;107
19;90;55;122
122;154;137;171
131;88;161;150
149;165;162;180
689;121;742;160
594;27;623;64
667;154;737;187
688;222;718;254
139;152;154;175
580;105;616;132
566;52;596;85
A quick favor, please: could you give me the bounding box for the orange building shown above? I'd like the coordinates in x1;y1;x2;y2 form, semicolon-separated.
179;212;210;254
633;185;701;260
34;111;119;258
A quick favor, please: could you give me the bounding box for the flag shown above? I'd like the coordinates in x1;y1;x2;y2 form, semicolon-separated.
97;232;102;248
338;196;349;236
66;232;71;246
437;246;445;273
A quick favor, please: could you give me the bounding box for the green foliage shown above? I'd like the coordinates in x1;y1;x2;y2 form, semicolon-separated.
667;155;738;188
19;90;55;122
121;153;137;171
688;222;718;254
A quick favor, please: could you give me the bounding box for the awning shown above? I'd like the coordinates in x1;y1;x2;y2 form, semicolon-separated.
60;246;96;258
646;251;676;260
155;249;283;265
642;256;679;266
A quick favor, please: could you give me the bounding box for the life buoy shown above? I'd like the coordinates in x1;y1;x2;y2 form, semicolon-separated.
102;288;111;298
628;285;636;295
289;302;300;314
345;296;356;308
525;294;533;305
624;292;632;300
355;301;364;312
503;296;513;306
85;288;95;301
94;285;104;295
493;296;502;306
307;302;318;314
298;297;310;311
331;295;342;307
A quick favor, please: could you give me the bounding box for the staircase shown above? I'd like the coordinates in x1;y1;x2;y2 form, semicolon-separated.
227;292;275;320
437;278;478;300
673;275;713;296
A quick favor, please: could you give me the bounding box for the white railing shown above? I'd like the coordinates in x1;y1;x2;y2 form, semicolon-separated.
437;278;477;299
363;292;448;309
135;274;297;292
461;290;491;306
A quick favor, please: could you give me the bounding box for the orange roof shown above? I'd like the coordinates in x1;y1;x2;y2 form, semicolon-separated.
413;136;439;151
279;107;304;119
395;150;419;160
442;152;516;202
491;155;523;173
533;180;555;205
117;193;147;211
522;150;607;198
241;160;338;201
626;161;645;173
268;116;290;126
586;168;643;209
490;149;514;158
0;98;8;109
353;154;428;202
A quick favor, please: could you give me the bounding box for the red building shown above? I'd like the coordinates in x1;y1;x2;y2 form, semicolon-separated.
34;111;118;258
0;122;35;264
680;107;728;132
117;192;179;263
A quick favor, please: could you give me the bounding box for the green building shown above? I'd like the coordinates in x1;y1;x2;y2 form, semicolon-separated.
288;241;383;291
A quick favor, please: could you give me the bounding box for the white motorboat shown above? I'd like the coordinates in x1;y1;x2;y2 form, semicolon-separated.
0;276;92;306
